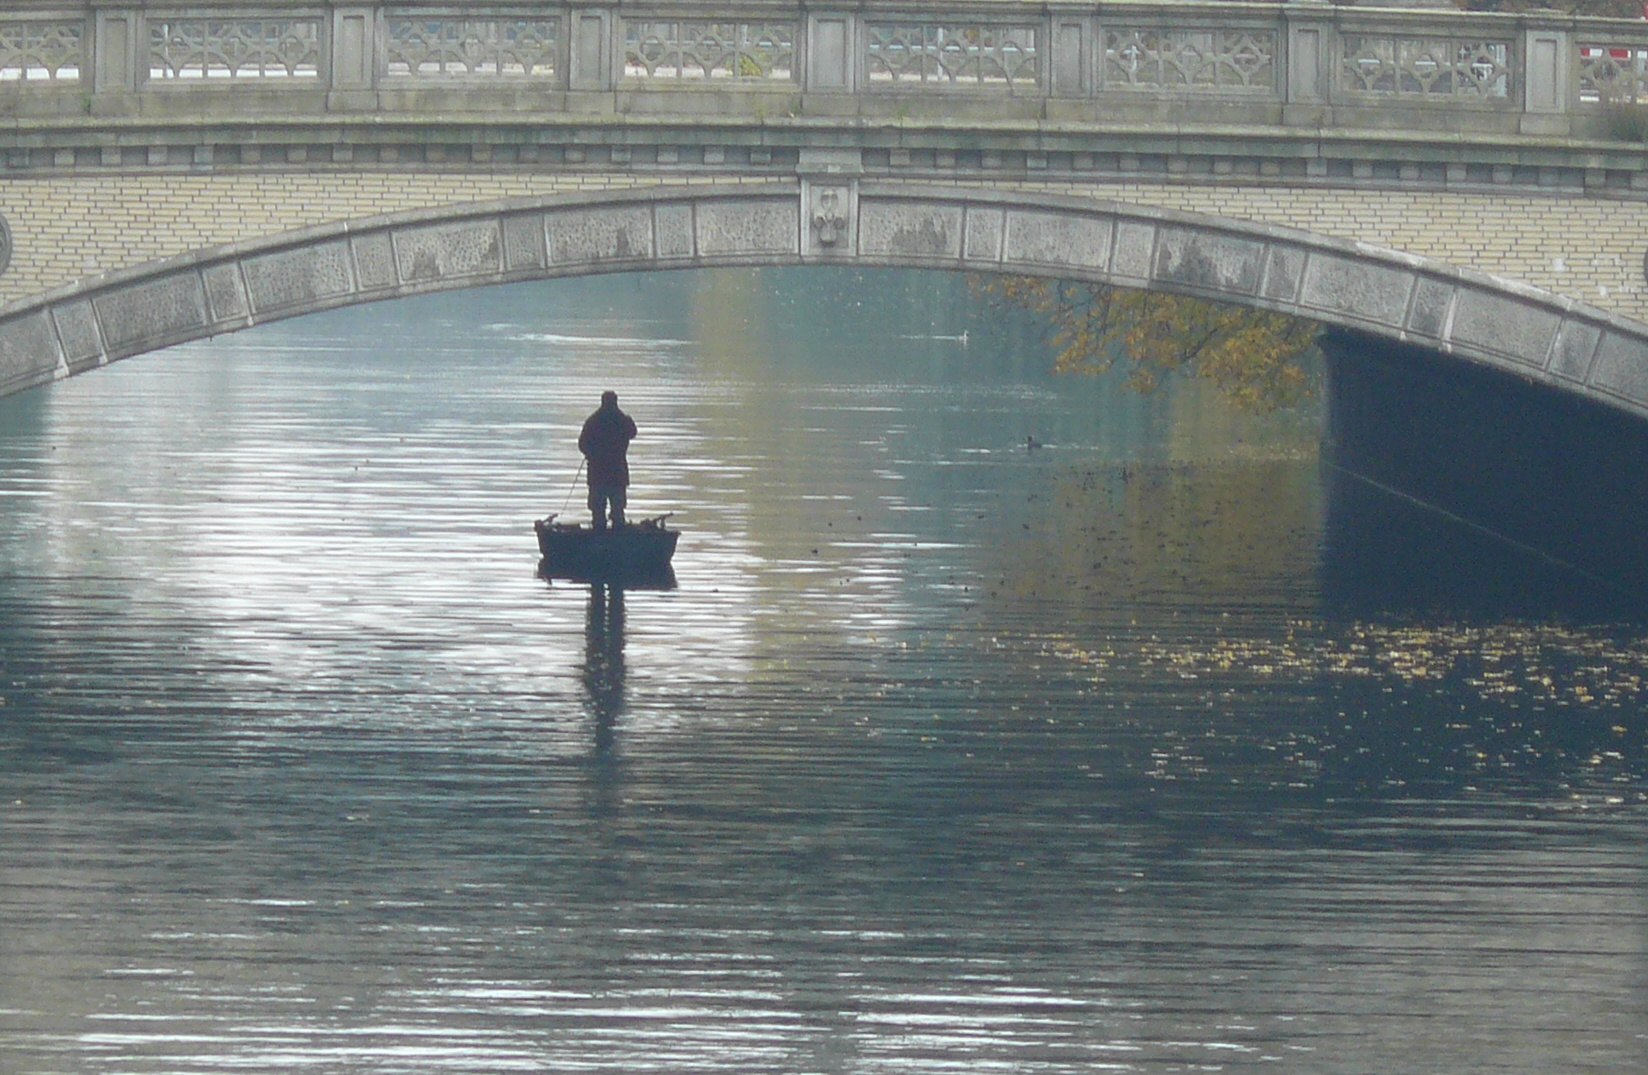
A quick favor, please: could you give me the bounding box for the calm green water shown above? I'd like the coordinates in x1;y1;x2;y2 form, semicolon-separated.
1;270;1645;1073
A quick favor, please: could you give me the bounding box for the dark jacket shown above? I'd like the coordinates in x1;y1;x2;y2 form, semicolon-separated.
578;403;637;489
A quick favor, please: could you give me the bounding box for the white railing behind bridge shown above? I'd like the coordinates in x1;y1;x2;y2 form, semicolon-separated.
2;2;1648;137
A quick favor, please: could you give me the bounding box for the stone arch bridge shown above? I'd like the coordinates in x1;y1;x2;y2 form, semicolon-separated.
4;0;1648;422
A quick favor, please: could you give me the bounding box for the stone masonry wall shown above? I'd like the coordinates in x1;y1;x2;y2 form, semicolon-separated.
0;173;705;308
2;172;1646;326
1011;181;1648;327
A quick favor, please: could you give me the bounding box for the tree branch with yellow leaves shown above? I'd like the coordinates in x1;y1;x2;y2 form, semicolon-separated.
976;275;1320;412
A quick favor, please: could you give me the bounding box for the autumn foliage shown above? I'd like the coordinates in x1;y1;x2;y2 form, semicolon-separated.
1456;0;1643;15
976;275;1319;412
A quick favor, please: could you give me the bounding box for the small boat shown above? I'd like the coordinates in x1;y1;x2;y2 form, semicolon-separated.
535;513;679;584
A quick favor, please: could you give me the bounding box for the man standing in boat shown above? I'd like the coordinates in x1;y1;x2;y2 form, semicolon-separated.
578;390;638;531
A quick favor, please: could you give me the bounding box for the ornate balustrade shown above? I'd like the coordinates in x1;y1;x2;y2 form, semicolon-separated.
2;1;1648;195
1;2;1645;129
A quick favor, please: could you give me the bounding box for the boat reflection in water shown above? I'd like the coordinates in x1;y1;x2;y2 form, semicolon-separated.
536;511;677;771
544;531;676;768
582;581;626;759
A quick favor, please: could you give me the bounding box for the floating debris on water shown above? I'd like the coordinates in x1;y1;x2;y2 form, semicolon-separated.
1042;621;1648;711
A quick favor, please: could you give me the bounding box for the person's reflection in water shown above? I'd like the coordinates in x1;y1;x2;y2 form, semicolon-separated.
582;582;626;761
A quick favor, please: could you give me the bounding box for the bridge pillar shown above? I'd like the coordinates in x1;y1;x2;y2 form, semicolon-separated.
804;12;857;106
328;5;378;111
1283;5;1332;128
1522;22;1573;137
570;8;616;94
1050;16;1091;102
90;8;140;118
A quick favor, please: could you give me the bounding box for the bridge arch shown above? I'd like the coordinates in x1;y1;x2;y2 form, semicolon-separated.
2;181;1646;422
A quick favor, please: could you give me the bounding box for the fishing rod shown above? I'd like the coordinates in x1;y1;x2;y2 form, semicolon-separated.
559;458;585;514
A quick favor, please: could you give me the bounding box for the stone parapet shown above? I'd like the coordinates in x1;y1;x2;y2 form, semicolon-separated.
3;2;1648;161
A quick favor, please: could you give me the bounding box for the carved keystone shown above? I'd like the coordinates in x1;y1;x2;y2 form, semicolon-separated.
813;188;848;246
801;180;856;257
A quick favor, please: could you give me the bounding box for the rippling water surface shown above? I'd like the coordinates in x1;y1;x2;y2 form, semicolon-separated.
2;271;1646;1073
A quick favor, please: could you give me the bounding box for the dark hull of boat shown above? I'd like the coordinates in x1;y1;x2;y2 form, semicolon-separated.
535;518;679;584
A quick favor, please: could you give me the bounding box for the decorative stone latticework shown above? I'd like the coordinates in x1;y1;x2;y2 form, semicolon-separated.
1578;43;1648;104
623;22;796;81
864;22;1039;87
1339;34;1512;97
1;0;1645;126
385;18;561;79
1102;28;1276;91
0;20;81;82
147;19;322;80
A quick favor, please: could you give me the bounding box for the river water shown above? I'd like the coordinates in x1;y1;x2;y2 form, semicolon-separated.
2;270;1645;1073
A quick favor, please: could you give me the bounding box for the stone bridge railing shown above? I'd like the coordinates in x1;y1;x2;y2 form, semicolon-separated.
4;1;1648;143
